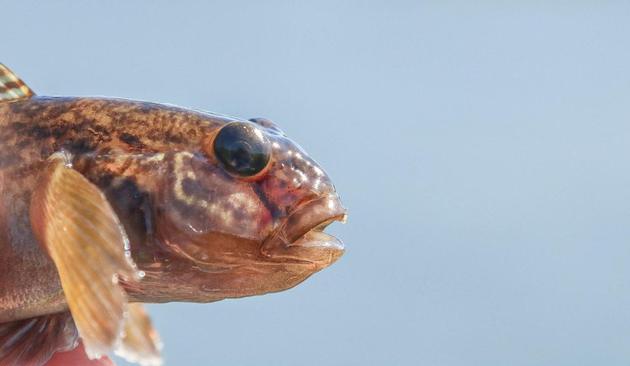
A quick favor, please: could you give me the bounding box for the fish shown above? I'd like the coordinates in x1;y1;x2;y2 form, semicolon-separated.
0;64;347;365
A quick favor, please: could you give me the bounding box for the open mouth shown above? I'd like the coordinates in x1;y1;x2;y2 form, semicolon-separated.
291;216;346;250
261;195;347;264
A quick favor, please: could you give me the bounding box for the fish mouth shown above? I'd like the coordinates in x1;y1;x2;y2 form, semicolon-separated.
261;194;347;266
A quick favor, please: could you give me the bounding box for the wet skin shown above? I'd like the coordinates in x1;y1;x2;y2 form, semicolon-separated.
0;97;346;322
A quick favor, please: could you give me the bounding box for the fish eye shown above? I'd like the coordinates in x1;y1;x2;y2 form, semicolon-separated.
213;122;271;177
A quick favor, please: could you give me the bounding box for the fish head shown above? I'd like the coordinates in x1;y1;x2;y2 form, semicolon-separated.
153;117;346;299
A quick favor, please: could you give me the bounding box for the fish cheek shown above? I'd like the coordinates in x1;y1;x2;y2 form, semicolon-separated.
154;152;273;265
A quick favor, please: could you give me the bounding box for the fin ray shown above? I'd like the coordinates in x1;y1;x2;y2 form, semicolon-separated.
0;64;34;101
29;151;139;359
115;303;163;366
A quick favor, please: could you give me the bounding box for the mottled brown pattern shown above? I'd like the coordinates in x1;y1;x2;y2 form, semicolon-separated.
0;95;345;323
0;97;236;320
0;97;230;157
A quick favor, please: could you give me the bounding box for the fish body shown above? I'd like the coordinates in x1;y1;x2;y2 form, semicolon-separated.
0;65;346;365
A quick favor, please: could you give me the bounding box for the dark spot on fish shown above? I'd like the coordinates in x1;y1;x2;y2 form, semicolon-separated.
181;178;197;197
104;177;153;243
181;177;212;199
10;121;27;131
51;125;70;139
253;183;282;219
119;133;145;148
92;124;109;133
166;131;185;144
111;178;144;204
26;125;52;139
63;138;96;155
96;173;115;187
40;145;55;158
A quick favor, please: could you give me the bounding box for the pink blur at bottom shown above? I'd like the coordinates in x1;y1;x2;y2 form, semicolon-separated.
46;342;114;366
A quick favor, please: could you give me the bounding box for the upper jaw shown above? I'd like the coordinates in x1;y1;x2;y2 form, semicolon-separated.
261;194;347;266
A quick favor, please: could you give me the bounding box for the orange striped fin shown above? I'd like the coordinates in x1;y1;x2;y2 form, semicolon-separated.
0;63;35;101
30;151;141;360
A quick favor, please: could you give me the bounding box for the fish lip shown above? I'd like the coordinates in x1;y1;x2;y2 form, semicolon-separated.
261;194;347;262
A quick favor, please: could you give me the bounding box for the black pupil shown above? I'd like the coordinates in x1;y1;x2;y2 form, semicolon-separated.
213;122;271;176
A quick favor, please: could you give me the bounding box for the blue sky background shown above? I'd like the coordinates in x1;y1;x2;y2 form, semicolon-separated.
5;2;630;365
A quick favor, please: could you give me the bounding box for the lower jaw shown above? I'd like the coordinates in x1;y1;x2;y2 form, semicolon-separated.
261;245;344;268
263;231;345;267
127;258;331;303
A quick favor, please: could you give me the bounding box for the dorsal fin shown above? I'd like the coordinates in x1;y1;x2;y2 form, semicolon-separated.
0;63;35;102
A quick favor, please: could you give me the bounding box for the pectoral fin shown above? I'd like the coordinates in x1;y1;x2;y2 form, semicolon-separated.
0;312;78;366
115;303;162;366
29;151;140;359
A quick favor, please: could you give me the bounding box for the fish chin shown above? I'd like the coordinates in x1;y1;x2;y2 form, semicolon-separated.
261;194;347;269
